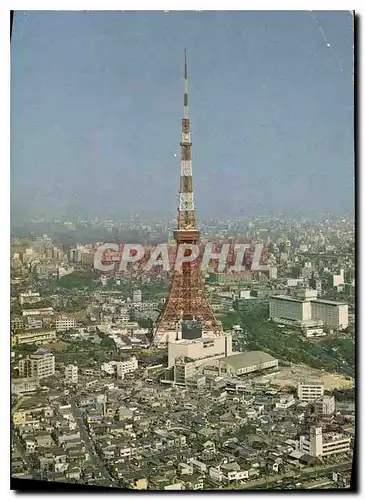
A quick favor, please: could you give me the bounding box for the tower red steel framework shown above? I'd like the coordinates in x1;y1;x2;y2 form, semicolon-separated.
154;51;223;344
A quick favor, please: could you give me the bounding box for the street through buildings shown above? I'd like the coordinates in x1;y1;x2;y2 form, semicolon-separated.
69;397;117;485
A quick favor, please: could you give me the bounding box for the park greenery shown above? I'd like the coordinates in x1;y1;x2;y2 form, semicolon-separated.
40;269;100;293
331;387;355;401
142;280;169;300
222;301;355;378
12;343;38;354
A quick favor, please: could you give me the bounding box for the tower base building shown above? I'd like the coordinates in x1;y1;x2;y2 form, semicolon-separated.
167;333;232;368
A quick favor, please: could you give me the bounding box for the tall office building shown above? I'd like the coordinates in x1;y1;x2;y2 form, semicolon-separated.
311;300;349;330
297;381;324;402
65;364;78;384
300;426;351;458
19;352;55;380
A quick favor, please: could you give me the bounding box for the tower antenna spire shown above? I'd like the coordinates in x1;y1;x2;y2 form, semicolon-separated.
179;48;194;231
183;48;188;119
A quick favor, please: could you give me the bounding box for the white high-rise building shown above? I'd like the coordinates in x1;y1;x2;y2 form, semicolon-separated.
56;316;76;332
268;267;277;280
65;364;78;384
311;300;348;330
270;292;349;331
69;248;82;262
315;395;336;415
332;270;345;287
116;357;138;379
19;352;55;380
101;362;116;375
299;426;351;458
269;295;311;323
297;381;324;402
168;335;232;368
310;426;322;457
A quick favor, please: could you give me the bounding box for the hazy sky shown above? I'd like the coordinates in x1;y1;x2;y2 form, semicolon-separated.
11;11;354;222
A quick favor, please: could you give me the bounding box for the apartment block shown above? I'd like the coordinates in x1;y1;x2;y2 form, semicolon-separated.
116;357;138;379
300;427;351;458
168;335;232;368
22;308;54;317
19;292;41;306
56;316;76;332
315;395;336;416
11;316;24;331
65;364;78;384
19;352;55;380
311;300;348;330
14;330;57;346
269;295;311;323
270;292;349;331
297;381;324;402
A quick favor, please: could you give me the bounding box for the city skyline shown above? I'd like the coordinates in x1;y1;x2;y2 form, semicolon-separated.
11;11;354;223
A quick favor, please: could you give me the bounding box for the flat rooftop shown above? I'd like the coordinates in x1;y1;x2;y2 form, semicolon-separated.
271;295;303;303
323;432;349;443
219;351;277;369
312;299;347;306
170;336;226;345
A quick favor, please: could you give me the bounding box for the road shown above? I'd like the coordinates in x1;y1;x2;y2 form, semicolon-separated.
69;397;117;486
12;431;37;479
238;460;352;490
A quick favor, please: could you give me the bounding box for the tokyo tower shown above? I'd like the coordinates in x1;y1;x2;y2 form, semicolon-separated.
154;51;223;345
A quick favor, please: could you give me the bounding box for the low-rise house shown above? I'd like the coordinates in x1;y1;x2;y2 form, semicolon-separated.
101;445;117;459
68;449;89;462
56;403;72;418
221;462;249;482
87;410;103;424
109;422;134;435
25;438;36;453
63;438;84;451
209;466;223;483
118;407;135;421
266;453;284;472
129;477;148;490
119;445;132;458
201;439;216;459
82;465;96;480
178;463;193;475
275;394;296;410
57;431;81;445
164;482;185;490
39;451;56;472
35;431;54;448
15;417;40;431
188;458;208;474
181;474;204;490
47;471;67;482
78;395;96;407
66;466;82;481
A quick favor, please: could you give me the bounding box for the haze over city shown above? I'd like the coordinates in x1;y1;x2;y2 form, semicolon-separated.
11;10;354;224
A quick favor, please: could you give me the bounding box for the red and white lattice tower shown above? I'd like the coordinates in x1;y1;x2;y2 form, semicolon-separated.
154;50;223;345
